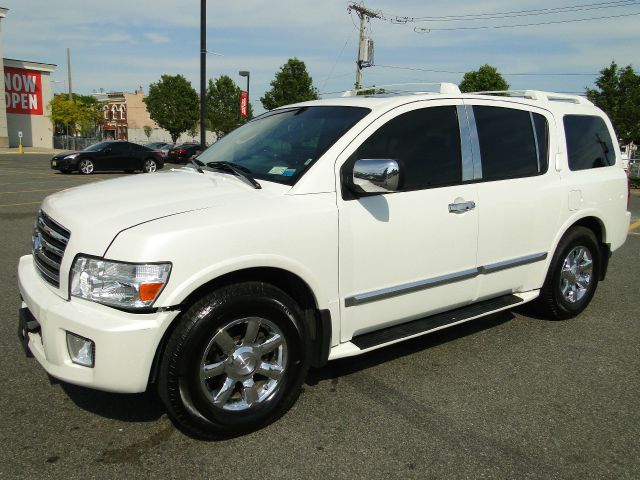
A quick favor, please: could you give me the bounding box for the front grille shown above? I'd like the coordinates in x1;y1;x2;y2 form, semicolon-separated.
32;210;71;287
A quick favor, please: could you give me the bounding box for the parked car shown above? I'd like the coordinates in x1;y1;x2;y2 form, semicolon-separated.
19;84;630;439
145;142;172;150
155;144;174;159
167;142;203;163
51;141;164;174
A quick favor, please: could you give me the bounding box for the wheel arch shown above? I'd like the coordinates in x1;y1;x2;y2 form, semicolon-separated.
148;266;331;386
548;212;610;282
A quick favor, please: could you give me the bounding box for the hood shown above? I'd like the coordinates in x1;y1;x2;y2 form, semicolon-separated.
53;151;81;159
41;168;288;255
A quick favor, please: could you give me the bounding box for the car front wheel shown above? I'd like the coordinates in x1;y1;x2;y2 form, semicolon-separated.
158;282;310;439
78;159;94;175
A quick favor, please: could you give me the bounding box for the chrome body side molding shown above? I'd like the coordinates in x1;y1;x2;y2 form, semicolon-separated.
344;252;548;307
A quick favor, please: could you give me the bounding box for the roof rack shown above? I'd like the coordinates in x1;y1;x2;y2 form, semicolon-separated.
469;90;593;105
342;82;461;97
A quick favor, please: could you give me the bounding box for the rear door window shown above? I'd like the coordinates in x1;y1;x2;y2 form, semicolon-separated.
473;105;549;181
563;115;615;170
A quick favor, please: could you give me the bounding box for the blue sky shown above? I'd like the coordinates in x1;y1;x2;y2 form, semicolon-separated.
2;0;639;114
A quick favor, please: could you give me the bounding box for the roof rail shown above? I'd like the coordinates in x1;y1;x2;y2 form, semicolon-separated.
342;82;461;97
469;89;593;105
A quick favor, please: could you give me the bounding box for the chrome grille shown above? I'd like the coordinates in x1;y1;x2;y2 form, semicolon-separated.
32;210;70;287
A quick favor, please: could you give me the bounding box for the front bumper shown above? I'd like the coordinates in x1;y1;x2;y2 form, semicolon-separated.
17;255;180;393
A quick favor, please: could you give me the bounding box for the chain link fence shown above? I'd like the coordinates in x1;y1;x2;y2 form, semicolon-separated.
53;135;101;151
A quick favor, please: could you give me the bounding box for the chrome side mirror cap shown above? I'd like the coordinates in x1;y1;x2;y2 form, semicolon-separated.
352;159;401;194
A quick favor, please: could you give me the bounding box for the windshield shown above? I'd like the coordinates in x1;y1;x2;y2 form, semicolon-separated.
196;106;370;186
84;142;112;152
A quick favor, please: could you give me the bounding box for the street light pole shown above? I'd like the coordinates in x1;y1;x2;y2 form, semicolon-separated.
200;0;206;149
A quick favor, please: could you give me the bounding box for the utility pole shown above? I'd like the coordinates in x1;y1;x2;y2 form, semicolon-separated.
200;0;206;149
347;2;383;90
66;48;72;100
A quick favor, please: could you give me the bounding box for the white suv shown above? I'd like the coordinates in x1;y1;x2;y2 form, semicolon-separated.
18;84;630;438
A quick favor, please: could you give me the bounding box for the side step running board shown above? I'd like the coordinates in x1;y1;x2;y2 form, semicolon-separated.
351;294;523;350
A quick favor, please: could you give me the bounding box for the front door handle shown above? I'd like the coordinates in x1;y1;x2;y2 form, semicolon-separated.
448;200;476;214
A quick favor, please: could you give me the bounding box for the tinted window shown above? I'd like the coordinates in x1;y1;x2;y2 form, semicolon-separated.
354;106;462;190
474;106;548;180
563;115;615;170
110;142;130;153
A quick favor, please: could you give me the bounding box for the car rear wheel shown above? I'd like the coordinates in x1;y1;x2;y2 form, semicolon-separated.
158;282;310;439
533;226;600;320
78;159;94;175
143;159;157;173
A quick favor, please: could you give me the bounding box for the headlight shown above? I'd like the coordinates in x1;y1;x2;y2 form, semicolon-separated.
70;257;171;309
64;153;80;159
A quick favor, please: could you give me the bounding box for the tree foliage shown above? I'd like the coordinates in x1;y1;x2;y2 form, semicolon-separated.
206;75;253;138
459;64;509;93
144;74;199;143
260;58;319;110
586;61;640;145
48;94;104;136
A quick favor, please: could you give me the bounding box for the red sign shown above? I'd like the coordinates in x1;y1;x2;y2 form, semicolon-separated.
240;90;248;117
4;67;43;115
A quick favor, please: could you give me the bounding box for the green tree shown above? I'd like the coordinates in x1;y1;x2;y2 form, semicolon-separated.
144;74;199;143
143;125;153;140
206;75;253;138
48;94;103;137
260;58;319;110
75;94;103;137
48;94;79;135
586;61;640;145
459;64;509;93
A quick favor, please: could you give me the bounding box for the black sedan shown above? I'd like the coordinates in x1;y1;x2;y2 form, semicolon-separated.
51;141;164;175
167;143;203;163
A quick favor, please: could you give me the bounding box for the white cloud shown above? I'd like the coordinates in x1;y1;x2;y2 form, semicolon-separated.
144;32;170;44
3;0;640;108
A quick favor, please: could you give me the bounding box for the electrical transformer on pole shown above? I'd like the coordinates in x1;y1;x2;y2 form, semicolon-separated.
348;2;382;90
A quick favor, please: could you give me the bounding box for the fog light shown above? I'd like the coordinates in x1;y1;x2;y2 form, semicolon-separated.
66;332;95;367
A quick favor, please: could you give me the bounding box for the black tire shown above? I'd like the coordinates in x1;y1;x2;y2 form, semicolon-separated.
158;282;310;439
78;158;94;175
533;226;600;320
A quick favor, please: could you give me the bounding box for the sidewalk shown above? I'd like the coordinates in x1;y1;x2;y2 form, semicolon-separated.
0;147;65;155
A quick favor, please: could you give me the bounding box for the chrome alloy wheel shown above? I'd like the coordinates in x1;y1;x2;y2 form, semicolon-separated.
199;317;287;411
144;159;157;173
560;246;593;303
79;159;94;174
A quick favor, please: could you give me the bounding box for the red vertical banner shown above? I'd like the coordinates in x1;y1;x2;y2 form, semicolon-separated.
240;90;248;117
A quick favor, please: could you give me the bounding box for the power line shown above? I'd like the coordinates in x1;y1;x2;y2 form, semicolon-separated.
413;11;640;32
375;64;600;76
387;0;638;22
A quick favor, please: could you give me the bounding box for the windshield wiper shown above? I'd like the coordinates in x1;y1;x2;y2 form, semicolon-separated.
206;161;262;189
187;157;204;174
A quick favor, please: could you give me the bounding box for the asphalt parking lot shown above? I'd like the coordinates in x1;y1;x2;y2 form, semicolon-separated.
1;153;639;479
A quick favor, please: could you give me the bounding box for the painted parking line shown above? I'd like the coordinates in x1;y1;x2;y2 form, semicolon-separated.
0;201;41;208
0;188;68;195
629;219;640;232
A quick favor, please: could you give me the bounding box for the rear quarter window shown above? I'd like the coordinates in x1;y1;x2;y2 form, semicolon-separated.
563;115;616;170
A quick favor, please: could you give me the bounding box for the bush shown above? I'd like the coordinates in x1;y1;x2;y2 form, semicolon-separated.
630;176;640;189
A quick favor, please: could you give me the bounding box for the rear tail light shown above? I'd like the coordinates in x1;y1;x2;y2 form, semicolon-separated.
176;149;186;154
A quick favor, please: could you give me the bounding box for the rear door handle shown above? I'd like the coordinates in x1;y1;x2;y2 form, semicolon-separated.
448;201;476;214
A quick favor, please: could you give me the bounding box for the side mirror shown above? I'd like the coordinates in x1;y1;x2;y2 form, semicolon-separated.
104;147;112;154
352;159;401;194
